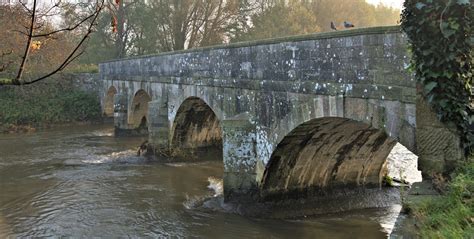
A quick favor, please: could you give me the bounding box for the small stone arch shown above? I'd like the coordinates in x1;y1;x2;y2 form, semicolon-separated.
104;86;117;117
129;89;152;129
171;97;222;159
260;117;400;200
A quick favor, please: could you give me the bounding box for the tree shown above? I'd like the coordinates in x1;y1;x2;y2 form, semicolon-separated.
309;0;399;32
79;0;401;64
80;0;256;62
0;0;104;85
233;1;320;42
232;0;400;42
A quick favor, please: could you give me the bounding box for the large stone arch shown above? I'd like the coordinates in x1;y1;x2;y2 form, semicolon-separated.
259;117;399;200
248;95;416;184
170;97;223;159
129;89;152;129
104;86;117;117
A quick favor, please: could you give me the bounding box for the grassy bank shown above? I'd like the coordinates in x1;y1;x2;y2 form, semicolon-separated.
0;78;102;133
410;159;474;238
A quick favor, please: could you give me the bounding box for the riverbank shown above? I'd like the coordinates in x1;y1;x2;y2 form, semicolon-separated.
0;76;102;133
392;159;474;238
412;160;473;238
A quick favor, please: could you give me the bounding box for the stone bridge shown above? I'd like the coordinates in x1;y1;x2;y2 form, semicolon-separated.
99;26;461;201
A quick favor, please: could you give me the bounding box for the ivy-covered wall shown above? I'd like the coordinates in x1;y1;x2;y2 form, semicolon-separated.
401;0;473;171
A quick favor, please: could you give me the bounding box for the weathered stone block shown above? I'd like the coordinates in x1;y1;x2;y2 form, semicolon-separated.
416;95;464;175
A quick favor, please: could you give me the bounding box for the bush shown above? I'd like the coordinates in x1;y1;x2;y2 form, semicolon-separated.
64;64;99;74
412;160;474;238
0;79;101;127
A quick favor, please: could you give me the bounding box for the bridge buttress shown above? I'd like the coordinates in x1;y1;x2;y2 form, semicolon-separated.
416;94;464;176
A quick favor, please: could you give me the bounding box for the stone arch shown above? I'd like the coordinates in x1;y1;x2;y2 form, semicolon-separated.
171;97;222;159
129;89;152;129
104;86;117;117
260;117;399;200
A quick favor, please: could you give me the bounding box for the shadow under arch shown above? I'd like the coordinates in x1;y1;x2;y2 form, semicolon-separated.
260;117;400;200
129;89;151;131
104;86;117;117
170;97;222;160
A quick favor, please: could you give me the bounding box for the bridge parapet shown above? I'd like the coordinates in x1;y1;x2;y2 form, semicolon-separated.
101;26;414;103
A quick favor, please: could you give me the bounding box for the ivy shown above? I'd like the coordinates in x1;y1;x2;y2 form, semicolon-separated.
401;0;473;156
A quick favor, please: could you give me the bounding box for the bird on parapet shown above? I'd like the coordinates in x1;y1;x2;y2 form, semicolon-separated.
344;21;355;28
330;21;337;31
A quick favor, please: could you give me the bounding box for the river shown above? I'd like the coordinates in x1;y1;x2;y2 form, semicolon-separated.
0;124;403;238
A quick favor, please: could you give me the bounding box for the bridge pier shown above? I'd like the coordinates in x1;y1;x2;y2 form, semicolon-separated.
222;114;259;201
113;93;129;136
148;99;170;152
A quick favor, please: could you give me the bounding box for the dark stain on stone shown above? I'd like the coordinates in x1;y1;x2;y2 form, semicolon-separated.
171;97;222;160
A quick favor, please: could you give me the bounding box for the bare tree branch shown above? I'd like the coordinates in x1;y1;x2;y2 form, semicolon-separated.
14;0;37;85
32;10;98;38
0;0;105;86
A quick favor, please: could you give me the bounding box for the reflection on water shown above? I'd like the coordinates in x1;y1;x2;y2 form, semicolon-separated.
0;124;400;238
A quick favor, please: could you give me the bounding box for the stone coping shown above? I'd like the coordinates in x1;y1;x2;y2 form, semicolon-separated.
101;26;401;64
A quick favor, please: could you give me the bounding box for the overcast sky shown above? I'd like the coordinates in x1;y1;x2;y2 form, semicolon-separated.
366;0;404;9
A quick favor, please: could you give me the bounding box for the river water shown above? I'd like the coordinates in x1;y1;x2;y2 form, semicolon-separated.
0;124;403;238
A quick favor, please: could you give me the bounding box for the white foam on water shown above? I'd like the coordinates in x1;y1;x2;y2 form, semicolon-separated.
183;176;225;211
207;176;223;197
165;163;187;167
81;149;141;164
90;129;114;137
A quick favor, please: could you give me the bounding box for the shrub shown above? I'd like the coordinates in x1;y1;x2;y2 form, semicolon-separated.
0;78;101;127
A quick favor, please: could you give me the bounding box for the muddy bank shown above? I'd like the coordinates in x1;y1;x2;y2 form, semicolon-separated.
0;121;106;134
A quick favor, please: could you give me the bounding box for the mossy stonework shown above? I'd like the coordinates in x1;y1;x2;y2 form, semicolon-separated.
99;26;463;201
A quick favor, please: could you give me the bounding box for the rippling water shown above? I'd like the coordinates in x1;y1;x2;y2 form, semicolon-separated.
0;125;400;238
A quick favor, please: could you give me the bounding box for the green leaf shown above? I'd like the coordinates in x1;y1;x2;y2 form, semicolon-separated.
444;72;454;78
439;99;449;108
427;94;435;103
416;2;427;9
442;29;455;38
425;81;438;93
456;0;470;5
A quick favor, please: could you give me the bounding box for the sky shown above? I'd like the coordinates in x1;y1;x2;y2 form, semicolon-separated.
366;0;404;9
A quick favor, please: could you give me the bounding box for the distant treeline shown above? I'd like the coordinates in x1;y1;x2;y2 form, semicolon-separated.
81;0;400;63
0;0;400;73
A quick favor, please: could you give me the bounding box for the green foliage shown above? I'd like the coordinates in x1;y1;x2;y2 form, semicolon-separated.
235;1;321;41
384;175;394;186
412;160;474;238
401;0;473;155
229;0;401;42
0;79;101;127
64;64;99;74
